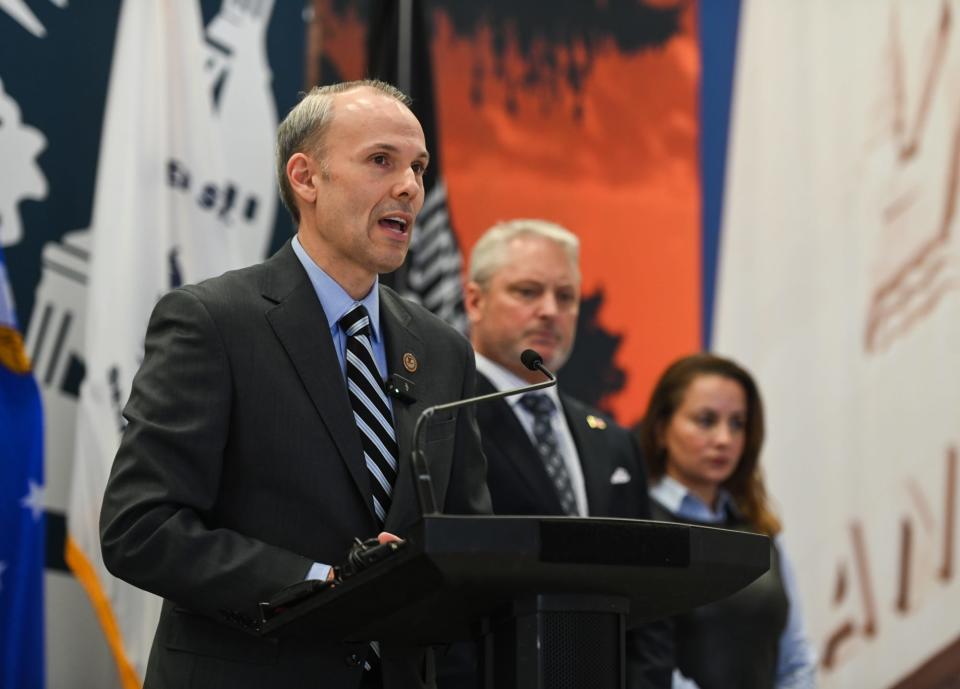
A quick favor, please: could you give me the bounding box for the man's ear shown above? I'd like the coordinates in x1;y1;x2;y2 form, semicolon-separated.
463;280;485;325
286;152;318;206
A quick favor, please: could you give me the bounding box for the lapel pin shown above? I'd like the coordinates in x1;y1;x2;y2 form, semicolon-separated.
586;415;607;430
402;352;418;373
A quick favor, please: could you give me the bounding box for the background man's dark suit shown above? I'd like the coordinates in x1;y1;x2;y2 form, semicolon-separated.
100;243;491;689
475;372;649;518
474;371;673;689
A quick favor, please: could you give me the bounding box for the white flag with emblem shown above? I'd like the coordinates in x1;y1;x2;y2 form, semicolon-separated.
65;1;276;686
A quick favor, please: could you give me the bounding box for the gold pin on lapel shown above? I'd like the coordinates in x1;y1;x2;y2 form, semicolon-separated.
586;415;607;430
403;352;418;373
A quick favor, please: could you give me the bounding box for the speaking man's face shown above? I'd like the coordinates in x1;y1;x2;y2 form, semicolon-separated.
304;87;429;294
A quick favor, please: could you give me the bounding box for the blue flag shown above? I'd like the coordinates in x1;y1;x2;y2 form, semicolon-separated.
0;246;45;689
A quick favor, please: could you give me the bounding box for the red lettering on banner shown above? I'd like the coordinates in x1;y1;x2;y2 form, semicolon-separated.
822;446;957;671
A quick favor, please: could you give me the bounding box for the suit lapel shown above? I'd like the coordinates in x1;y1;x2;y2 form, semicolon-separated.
378;288;428;530
261;244;373;521
476;374;565;514
562;394;612;513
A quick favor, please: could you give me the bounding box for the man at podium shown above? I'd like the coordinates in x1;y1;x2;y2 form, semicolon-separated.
99;80;491;689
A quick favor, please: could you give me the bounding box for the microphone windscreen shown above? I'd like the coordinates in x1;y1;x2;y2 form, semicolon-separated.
520;349;543;371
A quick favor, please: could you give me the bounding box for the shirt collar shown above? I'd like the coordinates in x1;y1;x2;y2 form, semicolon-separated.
292;235;382;342
474;352;562;411
650;474;739;524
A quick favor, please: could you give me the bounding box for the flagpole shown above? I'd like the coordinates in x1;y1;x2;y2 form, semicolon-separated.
397;0;412;93
304;0;324;91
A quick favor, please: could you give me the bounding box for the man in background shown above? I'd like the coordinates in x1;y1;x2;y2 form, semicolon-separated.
458;218;673;688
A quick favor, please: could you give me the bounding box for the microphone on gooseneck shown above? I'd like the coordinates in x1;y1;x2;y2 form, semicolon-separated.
519;348;556;381
410;349;557;515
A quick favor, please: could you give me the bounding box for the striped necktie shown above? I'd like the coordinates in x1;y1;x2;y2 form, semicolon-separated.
340;304;398;527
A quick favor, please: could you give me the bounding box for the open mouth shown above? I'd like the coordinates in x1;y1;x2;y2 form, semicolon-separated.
378;215;410;235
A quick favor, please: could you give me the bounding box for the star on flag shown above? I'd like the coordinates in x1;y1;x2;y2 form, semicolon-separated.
20;479;45;522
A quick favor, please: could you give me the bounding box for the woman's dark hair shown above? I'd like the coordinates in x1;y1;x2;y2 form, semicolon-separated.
637;353;781;536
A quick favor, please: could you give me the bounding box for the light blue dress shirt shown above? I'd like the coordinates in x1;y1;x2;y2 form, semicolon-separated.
291;236;389;380
292;236;394;582
651;476;818;689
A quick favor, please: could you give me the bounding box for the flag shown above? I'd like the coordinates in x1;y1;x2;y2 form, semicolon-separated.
713;2;960;685
64;2;273;686
0;246;45;689
367;0;468;332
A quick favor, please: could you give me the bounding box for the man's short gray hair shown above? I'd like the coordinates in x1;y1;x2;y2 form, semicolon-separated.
468;219;581;286
275;79;412;224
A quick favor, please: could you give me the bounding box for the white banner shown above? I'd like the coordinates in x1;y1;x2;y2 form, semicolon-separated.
63;1;276;686
715;1;960;687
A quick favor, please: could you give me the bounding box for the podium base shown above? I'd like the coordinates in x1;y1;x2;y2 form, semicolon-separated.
485;594;627;689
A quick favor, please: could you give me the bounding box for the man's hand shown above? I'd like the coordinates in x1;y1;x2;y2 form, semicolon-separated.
327;533;405;581
377;531;403;545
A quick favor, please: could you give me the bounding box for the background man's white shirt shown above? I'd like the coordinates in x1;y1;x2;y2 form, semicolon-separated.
474;353;589;516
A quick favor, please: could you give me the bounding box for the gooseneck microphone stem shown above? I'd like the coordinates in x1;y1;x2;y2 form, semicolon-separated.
411;350;557;516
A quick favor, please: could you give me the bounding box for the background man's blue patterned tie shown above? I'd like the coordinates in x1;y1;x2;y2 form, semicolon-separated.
519;393;578;516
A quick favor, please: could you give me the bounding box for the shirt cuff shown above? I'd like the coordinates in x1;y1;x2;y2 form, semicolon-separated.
306;562;332;581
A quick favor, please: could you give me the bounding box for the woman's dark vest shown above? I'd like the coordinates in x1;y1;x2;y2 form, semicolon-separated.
650;499;789;689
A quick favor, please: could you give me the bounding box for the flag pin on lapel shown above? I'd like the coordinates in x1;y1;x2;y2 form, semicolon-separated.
403;352;418;373
586;415;607;430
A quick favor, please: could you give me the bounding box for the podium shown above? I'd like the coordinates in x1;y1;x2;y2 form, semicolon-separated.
259;515;769;688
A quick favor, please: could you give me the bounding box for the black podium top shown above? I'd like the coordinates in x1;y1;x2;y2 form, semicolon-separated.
259;515;769;643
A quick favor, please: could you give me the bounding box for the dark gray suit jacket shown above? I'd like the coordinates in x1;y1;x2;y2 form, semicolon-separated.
100;242;491;689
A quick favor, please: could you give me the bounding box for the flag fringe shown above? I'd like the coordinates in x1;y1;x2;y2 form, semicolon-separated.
64;536;142;689
0;325;32;374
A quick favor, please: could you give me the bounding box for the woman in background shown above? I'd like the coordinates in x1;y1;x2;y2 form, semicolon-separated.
636;353;817;689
